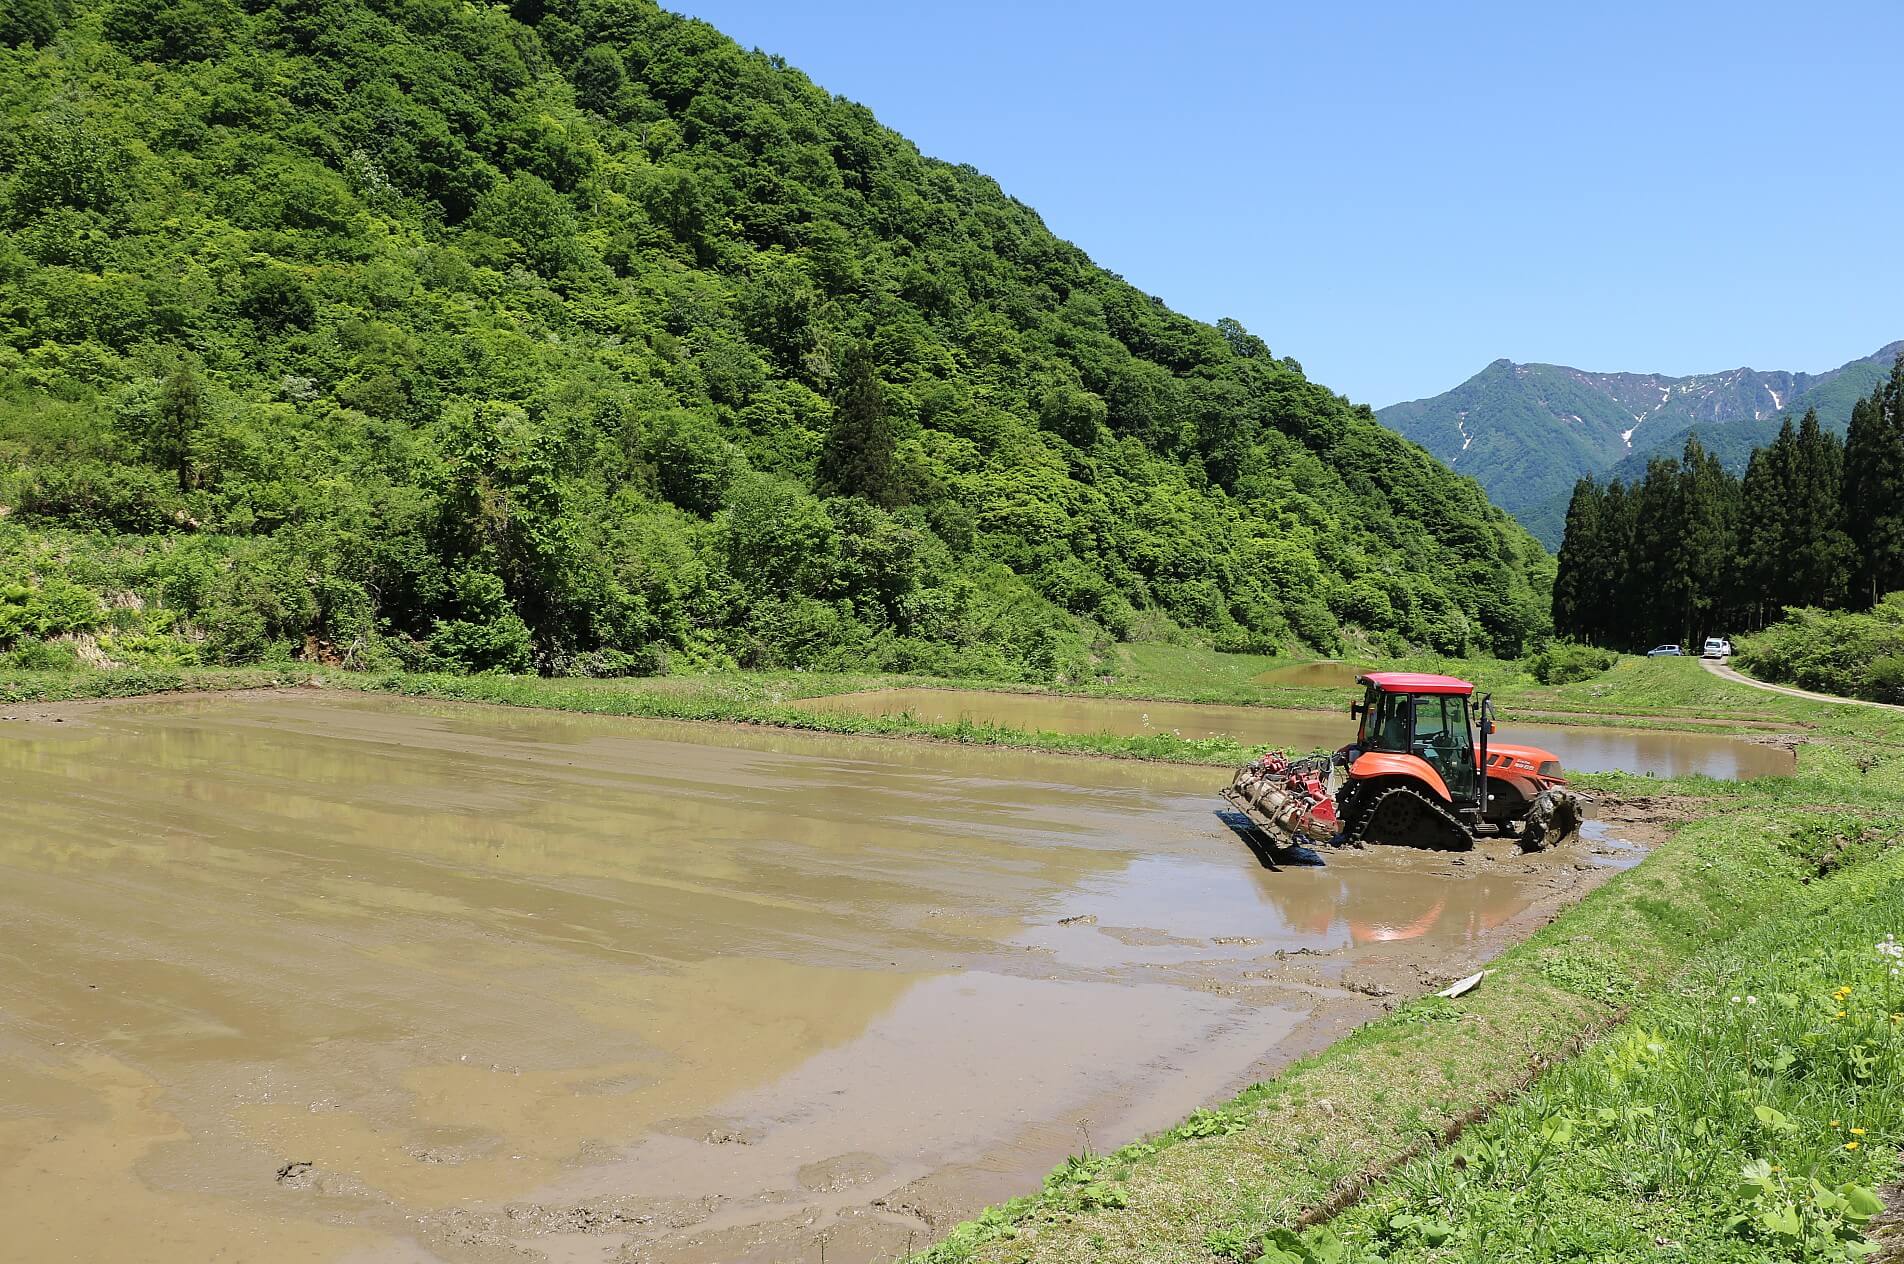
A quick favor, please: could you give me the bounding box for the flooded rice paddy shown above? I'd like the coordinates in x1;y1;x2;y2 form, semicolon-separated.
1252;660;1367;689
2;692;1642;1263
798;688;1795;781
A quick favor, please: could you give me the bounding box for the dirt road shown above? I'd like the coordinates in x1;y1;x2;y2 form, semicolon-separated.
1702;657;1904;711
0;691;1648;1263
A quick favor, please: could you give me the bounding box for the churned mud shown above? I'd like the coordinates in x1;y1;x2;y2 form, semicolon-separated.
797;687;1796;780
1;692;1658;1263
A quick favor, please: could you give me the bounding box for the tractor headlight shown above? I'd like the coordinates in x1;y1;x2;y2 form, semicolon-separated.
1538;760;1562;778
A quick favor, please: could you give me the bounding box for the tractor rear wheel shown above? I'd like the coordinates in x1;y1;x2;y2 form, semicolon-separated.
1349;784;1472;851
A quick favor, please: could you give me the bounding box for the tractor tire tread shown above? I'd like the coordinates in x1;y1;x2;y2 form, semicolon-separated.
1348;783;1473;851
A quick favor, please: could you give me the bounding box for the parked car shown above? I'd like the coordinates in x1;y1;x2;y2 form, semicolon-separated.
1647;644;1683;657
1702;637;1732;659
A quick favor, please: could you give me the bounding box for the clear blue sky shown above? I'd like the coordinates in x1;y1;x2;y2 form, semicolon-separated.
673;1;1902;409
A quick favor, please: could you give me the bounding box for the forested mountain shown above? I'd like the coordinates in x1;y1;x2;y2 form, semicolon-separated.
1552;357;1904;650
1381;344;1902;547
0;0;1551;680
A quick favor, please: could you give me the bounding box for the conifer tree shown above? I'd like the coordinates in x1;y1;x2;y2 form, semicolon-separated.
1678;436;1739;643
1738;418;1797;625
818;343;905;509
1845;357;1904;607
1632;455;1689;644
1552;477;1602;642
1598;478;1637;646
156;359;206;492
1789;408;1852;608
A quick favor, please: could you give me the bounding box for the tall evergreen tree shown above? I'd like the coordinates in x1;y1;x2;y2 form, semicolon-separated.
1844;356;1904;608
1598;478;1637;646
1738;418;1798;626
1678;436;1740;644
818;343;905;509
1553;477;1603;642
1788;408;1853;609
1632;455;1690;645
155;359;206;492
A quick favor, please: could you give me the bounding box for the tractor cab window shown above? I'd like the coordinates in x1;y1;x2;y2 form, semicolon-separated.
1411;693;1476;798
1359;688;1413;753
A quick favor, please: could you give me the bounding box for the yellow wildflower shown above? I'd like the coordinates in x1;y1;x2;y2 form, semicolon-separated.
1846;1141;1860;1151
1831;1120;1842;1128
1851;1127;1866;1136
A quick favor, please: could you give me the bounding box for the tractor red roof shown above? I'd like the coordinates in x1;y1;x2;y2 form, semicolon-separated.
1358;671;1474;695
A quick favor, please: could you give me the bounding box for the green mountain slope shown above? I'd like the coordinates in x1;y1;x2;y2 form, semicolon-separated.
1382;344;1902;547
1374;360;1637;543
1599;344;1902;485
0;0;1552;678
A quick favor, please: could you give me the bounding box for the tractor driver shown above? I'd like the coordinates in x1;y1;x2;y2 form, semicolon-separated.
1382;695;1412;751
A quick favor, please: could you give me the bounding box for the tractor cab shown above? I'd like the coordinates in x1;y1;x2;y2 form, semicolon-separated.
1350;672;1480;803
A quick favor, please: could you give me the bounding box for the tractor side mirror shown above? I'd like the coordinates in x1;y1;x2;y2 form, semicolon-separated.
1349;702;1364;718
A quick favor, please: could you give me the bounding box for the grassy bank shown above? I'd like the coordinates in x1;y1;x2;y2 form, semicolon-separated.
0;665;1270;766
906;663;1904;1263
1;646;1836;753
1322;837;1904;1263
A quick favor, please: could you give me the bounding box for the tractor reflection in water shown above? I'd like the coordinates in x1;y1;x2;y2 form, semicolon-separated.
1223;673;1584;852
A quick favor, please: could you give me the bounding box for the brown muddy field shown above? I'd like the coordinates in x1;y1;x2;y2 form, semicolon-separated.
1;692;1646;1263
796;687;1796;781
1251;661;1367;689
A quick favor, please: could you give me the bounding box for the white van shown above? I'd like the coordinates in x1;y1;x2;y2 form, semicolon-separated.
1702;637;1732;659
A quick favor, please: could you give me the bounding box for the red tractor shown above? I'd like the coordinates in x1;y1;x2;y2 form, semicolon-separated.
1223;672;1583;852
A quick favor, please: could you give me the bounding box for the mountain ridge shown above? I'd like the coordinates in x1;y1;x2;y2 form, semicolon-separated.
1379;342;1903;546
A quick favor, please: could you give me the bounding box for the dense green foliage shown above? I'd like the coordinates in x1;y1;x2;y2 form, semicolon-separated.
1554;359;1904;649
0;0;1551;681
1382;345;1902;548
1523;639;1615;685
1734;594;1904;704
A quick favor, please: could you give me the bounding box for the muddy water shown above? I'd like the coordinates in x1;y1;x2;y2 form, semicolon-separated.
799;688;1795;780
1252;660;1366;689
1;693;1624;1264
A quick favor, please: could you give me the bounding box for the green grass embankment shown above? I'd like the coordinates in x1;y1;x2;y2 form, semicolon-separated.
0;665;1268;766
4;649;1841;761
912;664;1904;1264
1316;832;1904;1264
